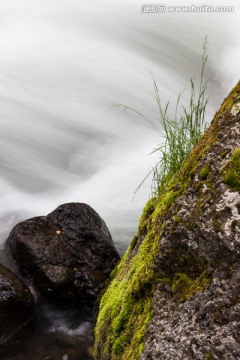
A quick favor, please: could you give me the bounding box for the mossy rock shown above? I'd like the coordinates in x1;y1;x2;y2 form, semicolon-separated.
94;81;240;360
223;148;240;192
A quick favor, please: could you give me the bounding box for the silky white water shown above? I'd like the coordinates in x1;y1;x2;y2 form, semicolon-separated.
0;1;239;358
0;0;239;255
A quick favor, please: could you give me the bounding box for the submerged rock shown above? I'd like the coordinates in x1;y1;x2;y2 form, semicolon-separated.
7;203;120;306
94;83;240;360
0;264;35;349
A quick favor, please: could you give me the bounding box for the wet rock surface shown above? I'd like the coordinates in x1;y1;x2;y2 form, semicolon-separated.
0;264;35;349
1;303;94;360
7;203;120;306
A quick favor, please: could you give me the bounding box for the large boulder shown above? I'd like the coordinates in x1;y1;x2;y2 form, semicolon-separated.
7;203;120;306
0;264;35;349
94;83;240;359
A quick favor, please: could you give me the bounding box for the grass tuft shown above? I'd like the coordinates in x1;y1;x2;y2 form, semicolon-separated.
114;37;209;197
148;37;209;195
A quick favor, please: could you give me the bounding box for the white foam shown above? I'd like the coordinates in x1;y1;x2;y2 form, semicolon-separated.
0;0;239;251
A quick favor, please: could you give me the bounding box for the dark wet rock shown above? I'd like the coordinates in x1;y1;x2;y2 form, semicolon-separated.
7;203;120;306
0;264;35;349
94;83;240;359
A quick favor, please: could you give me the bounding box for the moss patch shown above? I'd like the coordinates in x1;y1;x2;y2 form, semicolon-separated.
195;181;205;192
199;165;211;180
164;191;179;209
214;81;240;122
220;149;231;158
223;148;240;192
138;198;155;234
205;352;215;360
171;271;210;303
212;217;221;232
94;178;186;359
94;228;158;359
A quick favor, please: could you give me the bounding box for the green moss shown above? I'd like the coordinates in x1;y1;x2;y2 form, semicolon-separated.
164;191;179;209
212;218;221;232
189;166;197;179
94;180;183;359
159;277;171;283
173;216;181;224
223;148;240;192
142;198;155;218
172;271;210;303
94;226;158;359
205;352;215;360
195;181;205;192
220;150;231;158
138;198;155;233
199;165;211;180
214;81;240;121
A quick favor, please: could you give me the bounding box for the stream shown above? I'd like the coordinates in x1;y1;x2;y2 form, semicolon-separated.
0;0;239;358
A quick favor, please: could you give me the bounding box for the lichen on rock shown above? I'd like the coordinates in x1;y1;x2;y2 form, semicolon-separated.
94;81;240;360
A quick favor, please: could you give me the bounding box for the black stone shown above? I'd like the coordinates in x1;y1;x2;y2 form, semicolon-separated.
7;203;120;306
0;264;35;349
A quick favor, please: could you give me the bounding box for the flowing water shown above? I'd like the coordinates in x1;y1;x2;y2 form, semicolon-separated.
0;0;239;358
